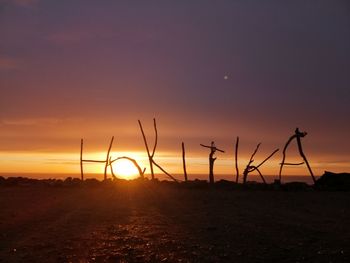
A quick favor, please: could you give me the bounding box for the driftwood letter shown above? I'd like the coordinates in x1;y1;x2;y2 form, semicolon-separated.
80;137;114;181
200;141;225;184
243;143;279;184
279;128;316;184
138;119;179;182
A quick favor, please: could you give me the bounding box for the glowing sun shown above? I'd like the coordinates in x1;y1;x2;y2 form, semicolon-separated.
112;159;139;180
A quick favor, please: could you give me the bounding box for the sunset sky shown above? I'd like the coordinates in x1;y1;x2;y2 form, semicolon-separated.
1;0;349;180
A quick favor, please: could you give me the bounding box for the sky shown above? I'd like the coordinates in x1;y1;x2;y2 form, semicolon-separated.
0;0;349;180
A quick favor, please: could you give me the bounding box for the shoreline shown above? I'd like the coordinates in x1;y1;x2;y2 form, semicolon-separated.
0;173;319;184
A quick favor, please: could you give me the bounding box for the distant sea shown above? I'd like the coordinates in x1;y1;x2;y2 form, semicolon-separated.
0;173;319;184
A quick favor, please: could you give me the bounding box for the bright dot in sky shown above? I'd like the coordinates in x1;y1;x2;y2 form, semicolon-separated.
224;75;229;80
112;159;139;180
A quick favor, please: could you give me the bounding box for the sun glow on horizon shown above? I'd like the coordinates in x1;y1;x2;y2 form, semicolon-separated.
111;159;139;180
1;150;349;178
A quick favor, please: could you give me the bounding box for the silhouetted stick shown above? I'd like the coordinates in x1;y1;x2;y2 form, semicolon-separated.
151;118;158;158
250;148;279;172
295;128;316;184
249;143;261;164
279;134;297;181
255;167;266;184
242;169;249;184
182;142;188;181
235;136;239;183
109;157;117;179
200;141;224;184
282;162;304;166
82;160;106;163
200;144;225;153
80;139;84;181
110;156;146;178
153;161;179;182
243;143;261;183
138;119;178;182
209;151;216;184
246;165;267;184
243;167;249;184
138;120;154;179
104;136;114;181
243;144;277;184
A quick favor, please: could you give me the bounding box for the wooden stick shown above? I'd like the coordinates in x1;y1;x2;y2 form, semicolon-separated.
243;143;261;183
209;152;216;184
80;139;84;181
82;160;106;163
279;134;297;182
138;119;179;182
151;118;158;158
250;148;279;172
182;142;188;181
235;136;239;183
200;142;224;184
249;143;261;165
200;144;225;153
153;161;179;182
245;149;279;183
109;157;117;179
295;128;316;184
255;167;267;184
246;165;267;184
104;136;114;180
138;120;154;179
281;162;304;166
243;144;275;184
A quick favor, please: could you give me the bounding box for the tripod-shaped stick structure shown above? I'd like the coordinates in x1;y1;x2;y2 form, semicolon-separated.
279;128;316;184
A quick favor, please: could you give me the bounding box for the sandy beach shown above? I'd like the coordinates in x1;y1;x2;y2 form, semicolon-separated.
0;180;349;262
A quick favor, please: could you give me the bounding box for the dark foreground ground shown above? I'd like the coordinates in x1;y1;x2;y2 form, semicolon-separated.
0;181;349;262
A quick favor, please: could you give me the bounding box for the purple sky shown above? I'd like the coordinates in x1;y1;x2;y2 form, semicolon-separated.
0;0;349;175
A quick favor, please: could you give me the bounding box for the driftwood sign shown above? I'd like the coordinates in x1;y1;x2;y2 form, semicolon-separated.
78;121;315;185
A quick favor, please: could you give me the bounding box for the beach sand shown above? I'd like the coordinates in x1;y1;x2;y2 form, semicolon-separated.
0;181;349;262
